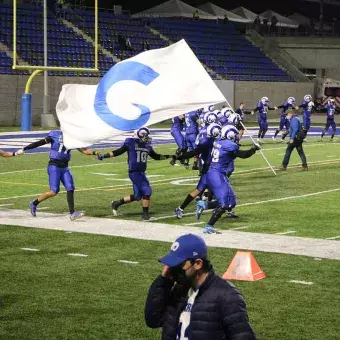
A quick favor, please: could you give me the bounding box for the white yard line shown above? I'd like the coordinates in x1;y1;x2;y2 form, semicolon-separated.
289;280;313;285
0;203;14;207
118;260;139;264
184;222;204;226
325;235;340;240
231;226;249;231
21;248;39;252
68;253;88;257
275;231;297;235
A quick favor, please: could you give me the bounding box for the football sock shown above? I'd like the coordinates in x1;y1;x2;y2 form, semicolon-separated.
67;190;75;214
180;194;195;210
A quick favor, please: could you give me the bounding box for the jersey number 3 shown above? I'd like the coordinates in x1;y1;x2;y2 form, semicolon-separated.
136;150;148;163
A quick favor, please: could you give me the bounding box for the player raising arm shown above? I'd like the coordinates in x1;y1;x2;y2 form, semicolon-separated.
97;127;175;221
15;130;96;220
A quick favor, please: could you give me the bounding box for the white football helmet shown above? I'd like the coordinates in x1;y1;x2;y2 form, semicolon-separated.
287;97;295;104
206;123;222;138
220;125;239;142
328;98;335;105
261;97;269;105
203;112;217;125
304;94;312;102
227;113;240;126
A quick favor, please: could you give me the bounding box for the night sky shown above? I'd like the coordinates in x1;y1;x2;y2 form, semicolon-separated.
85;0;340;19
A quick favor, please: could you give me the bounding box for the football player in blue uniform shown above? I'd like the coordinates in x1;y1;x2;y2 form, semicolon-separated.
15;130;96;220
252;97;277;143
201;125;260;234
184;110;200;170
217;107;232;126
169;115;188;167
320;98;338;141
174;120;221;218
97;127;175;221
273;96;299;142
299;94;314;137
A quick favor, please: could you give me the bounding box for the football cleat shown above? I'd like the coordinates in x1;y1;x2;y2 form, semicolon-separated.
226;211;240;219
203;225;221;234
70;211;85;221
195;200;208;220
29;201;37;217
175;207;184;219
111;201;120;216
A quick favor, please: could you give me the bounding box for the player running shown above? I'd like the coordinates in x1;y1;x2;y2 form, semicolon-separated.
235;102;252;141
97;127;175;221
15;130;95;220
320;98;339;141
200;125;260;234
169;115;187;167
273;96;299;142
174;119;221;218
299;94;314;138
184;110;200;170
252;97;278;143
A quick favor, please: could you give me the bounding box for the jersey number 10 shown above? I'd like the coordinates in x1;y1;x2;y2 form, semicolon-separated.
136;150;148;163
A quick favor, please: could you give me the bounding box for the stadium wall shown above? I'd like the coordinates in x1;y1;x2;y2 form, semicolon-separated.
0;76;313;126
268;37;340;74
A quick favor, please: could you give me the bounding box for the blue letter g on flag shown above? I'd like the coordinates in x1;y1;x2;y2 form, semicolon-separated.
94;61;159;130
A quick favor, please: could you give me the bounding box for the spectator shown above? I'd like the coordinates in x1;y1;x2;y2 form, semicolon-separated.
193;10;199;20
271;15;278;35
223;14;229;23
126;37;133;51
144;233;256;340
254;15;261;32
142;40;150;51
117;34;126;50
262;18;269;35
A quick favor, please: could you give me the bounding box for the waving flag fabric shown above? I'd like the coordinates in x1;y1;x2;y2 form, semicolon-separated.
56;39;225;148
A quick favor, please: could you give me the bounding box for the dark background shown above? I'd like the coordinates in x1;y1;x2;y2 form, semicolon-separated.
82;0;340;19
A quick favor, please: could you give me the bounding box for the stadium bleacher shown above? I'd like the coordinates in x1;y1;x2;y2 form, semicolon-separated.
0;3;294;81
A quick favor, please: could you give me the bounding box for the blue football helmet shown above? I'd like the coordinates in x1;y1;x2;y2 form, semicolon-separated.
136;127;151;142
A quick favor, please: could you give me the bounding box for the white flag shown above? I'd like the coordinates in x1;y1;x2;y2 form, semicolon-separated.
56;39;225;148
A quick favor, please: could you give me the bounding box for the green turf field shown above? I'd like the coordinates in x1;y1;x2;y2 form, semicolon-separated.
0;226;339;340
1;137;340;239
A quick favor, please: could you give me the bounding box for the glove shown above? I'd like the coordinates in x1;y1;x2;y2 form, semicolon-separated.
251;111;255;115
295;106;299;110
252;142;261;151
97;153;103;161
274;106;278;110
15;148;24;156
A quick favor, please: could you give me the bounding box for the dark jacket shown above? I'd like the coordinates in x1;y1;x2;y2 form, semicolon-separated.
145;269;256;340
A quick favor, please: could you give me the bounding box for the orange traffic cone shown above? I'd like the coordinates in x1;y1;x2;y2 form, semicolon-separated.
222;251;266;281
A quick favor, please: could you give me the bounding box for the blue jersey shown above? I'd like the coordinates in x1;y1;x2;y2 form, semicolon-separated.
171;116;184;131
195;127;214;173
184;111;199;135
123;138;153;173
300;100;313;117
279;101;295;117
48;130;71;163
208;138;239;174
326;105;336;120
256;102;268;121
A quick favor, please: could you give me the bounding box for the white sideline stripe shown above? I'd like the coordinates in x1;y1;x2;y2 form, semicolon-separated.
0;203;14;207
263;142;340;152
314;258;322;261
185;222;204;226
68;253;88;257
21;248;39;251
326;155;336;158
275;231;296;235
90;172;118;176
231;226;249;230
289;280;313;285
65;231;73;234
150;187;340;221
325;235;340;240
36;206;49;210
118;260;139;264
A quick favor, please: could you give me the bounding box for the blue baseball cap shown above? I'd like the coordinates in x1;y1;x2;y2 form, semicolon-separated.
159;234;208;267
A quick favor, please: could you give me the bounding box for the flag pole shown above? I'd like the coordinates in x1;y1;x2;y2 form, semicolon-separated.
222;98;277;175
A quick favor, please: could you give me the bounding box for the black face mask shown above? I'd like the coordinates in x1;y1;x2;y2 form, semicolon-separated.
170;264;195;286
